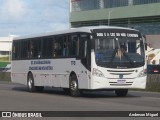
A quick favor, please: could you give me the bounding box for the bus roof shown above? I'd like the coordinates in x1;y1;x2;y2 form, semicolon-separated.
13;26;139;40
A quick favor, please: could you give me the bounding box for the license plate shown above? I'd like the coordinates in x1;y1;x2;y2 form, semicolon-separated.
117;80;126;84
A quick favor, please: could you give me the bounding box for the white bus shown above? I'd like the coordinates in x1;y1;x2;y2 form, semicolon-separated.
11;26;147;97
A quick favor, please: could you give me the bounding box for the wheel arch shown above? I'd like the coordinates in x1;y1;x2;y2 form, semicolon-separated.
27;71;33;80
69;71;78;82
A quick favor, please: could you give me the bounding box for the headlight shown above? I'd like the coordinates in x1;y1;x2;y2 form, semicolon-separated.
138;69;147;77
92;68;104;77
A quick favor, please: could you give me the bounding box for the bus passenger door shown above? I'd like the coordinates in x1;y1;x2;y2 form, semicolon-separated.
79;34;91;89
80;34;91;71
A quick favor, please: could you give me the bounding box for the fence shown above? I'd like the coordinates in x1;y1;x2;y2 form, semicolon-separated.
147;74;160;92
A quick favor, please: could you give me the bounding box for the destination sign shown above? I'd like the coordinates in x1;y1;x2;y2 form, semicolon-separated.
92;29;141;38
96;32;139;38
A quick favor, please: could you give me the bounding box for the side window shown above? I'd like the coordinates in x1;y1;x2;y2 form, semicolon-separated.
42;37;52;58
53;35;63;57
12;41;16;59
27;40;32;58
12;41;20;60
20;40;28;59
12;41;18;60
68;34;79;57
63;36;68;57
30;38;41;59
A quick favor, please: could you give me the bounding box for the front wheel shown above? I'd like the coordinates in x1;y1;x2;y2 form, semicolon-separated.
115;89;128;97
69;75;82;97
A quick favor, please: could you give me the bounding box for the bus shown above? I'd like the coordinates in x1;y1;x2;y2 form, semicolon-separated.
11;26;147;97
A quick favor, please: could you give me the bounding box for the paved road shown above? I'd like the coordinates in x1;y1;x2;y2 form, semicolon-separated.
0;81;160;120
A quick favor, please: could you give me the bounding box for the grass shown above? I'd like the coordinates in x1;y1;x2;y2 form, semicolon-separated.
0;62;10;68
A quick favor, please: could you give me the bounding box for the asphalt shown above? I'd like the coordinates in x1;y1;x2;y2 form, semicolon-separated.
0;81;160;120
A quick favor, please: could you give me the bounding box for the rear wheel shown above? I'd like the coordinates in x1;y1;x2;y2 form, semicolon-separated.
69;74;81;97
115;89;128;97
27;73;36;92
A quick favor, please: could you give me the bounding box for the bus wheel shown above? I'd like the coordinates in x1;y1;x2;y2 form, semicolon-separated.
69;75;81;97
115;89;128;97
27;73;36;92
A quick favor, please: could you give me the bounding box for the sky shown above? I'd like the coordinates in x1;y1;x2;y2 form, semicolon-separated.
0;0;69;37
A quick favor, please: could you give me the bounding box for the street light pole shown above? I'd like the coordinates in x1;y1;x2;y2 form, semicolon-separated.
108;9;114;26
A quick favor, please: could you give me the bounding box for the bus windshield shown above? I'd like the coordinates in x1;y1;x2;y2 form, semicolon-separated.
93;30;145;68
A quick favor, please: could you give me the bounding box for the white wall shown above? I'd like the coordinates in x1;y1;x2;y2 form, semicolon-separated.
0;36;14;57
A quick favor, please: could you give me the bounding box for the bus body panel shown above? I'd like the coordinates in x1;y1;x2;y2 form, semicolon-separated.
11;58;90;89
11;60;29;85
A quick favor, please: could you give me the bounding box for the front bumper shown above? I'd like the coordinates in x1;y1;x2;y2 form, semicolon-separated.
90;76;147;90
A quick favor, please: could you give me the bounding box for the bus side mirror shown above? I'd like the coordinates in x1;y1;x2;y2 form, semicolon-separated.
91;39;95;49
145;43;147;51
142;34;147;51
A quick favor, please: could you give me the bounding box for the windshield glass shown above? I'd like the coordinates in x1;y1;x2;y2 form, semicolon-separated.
93;29;145;68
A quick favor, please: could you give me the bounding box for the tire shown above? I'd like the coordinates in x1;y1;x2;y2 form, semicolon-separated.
27;73;44;92
27;73;36;92
69;74;81;97
115;89;128;97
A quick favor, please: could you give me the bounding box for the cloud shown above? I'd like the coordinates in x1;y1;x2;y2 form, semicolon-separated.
1;0;26;20
31;0;69;9
0;0;69;36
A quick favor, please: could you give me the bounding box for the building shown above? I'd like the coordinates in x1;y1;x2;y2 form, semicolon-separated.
0;36;14;68
0;36;12;57
70;0;160;48
70;0;160;64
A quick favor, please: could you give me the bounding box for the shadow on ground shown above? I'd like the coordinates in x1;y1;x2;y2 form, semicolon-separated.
12;85;140;98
